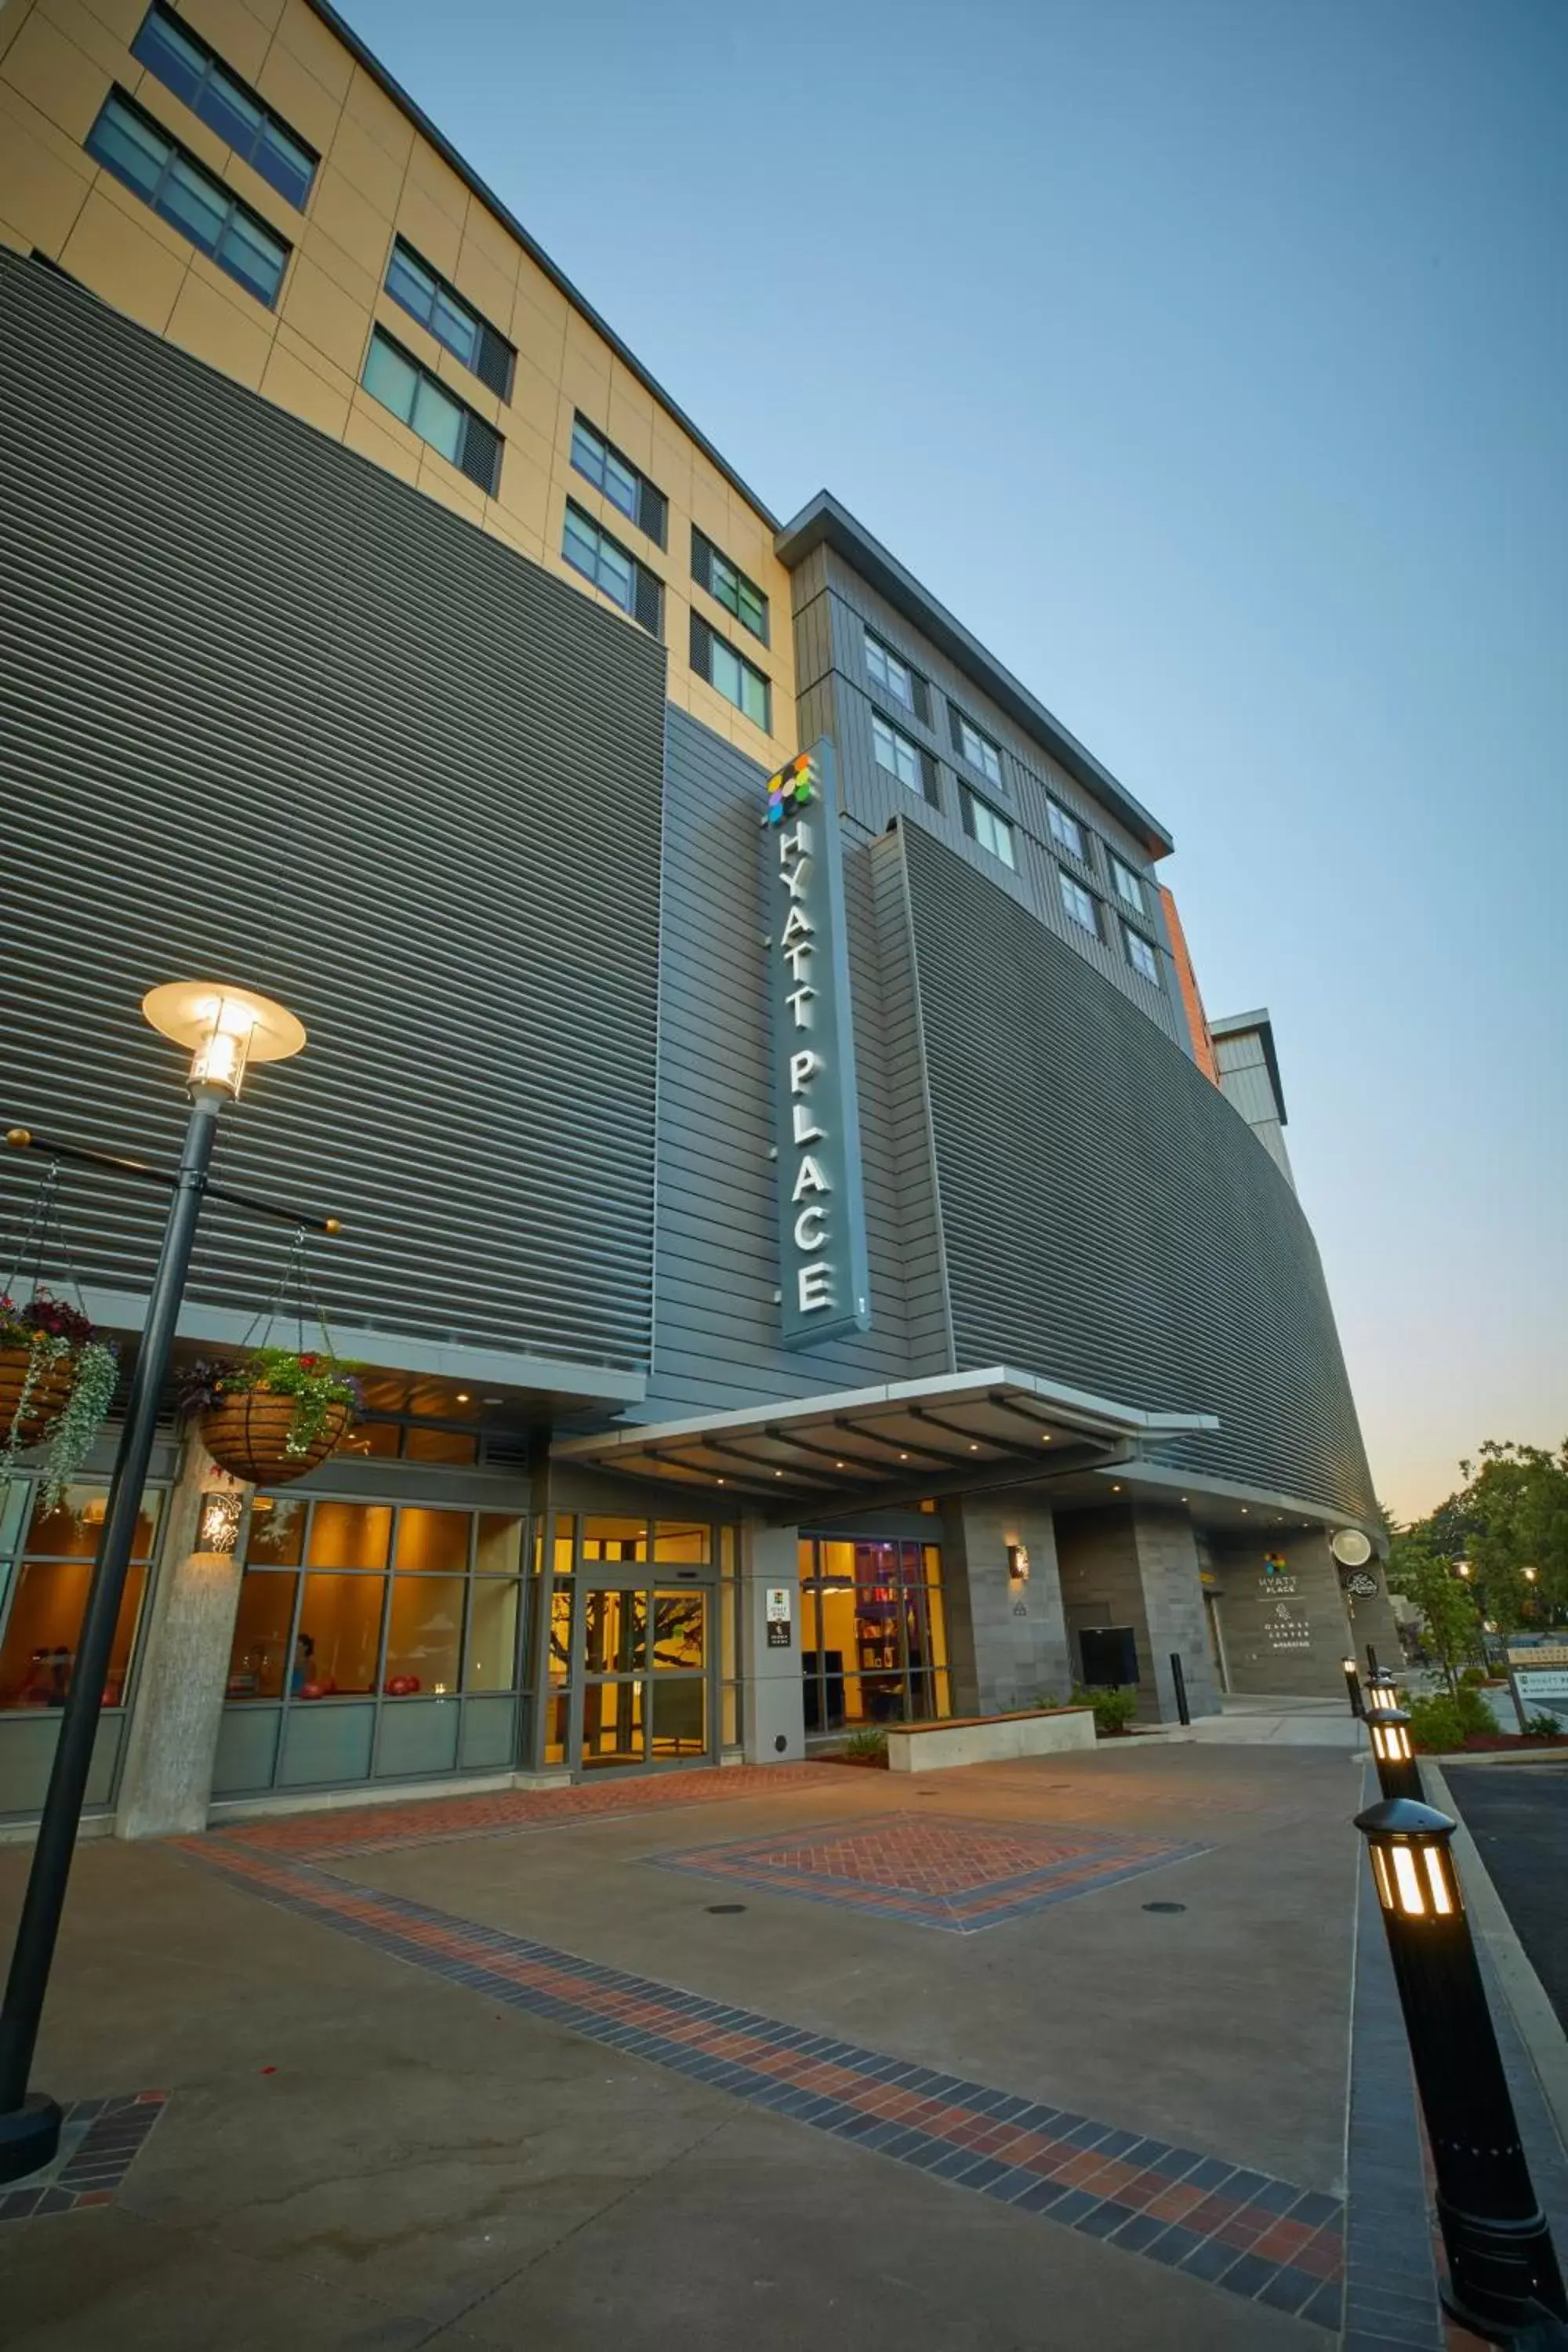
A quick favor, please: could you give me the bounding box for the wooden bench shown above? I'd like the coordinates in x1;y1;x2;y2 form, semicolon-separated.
885;1704;1097;1773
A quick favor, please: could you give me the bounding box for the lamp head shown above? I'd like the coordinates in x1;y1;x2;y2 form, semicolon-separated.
1364;1703;1414;1766
1355;1797;1461;1922
142;983;306;1099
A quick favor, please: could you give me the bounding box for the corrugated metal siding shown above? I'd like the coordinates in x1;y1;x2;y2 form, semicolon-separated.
0;256;663;1372
642;710;917;1415
897;820;1377;1519
805;551;1186;1046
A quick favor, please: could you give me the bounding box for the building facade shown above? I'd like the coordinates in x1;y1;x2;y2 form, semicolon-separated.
0;0;1396;1832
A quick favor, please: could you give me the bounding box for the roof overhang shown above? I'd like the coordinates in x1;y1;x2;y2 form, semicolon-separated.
774;493;1175;860
552;1367;1215;1520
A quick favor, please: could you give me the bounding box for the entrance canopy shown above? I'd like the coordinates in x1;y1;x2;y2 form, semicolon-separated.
553;1367;1215;1517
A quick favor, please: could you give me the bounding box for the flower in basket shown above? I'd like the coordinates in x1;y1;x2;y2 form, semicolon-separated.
0;1288;119;1510
180;1346;363;1461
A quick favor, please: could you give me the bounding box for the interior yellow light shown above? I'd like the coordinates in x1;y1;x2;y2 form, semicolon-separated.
1392;1846;1426;1917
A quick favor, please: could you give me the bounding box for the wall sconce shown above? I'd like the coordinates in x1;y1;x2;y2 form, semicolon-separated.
1007;1543;1030;1584
196;1488;244;1556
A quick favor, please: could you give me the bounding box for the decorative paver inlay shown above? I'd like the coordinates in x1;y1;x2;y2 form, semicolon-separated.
216;1762;848;1860
0;2092;168;2223
646;1812;1210;1930
180;1838;1344;2329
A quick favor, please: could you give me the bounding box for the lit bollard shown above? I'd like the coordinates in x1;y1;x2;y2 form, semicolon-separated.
1356;1799;1568;2341
1364;1704;1423;1803
1342;1656;1366;1719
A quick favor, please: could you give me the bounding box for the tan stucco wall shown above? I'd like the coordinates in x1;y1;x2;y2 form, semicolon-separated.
0;0;795;769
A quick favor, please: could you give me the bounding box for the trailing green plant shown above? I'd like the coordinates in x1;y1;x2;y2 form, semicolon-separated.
1526;1713;1564;1739
841;1726;888;1759
179;1346;363;1459
0;1290;119;1506
1072;1682;1139;1737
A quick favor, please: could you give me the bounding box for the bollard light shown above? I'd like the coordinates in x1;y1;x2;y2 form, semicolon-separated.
1364;1704;1423;1804
1356;1798;1567;2339
1342;1657;1365;1719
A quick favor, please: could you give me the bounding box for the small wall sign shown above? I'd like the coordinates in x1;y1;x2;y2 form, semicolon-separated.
1342;1571;1379;1599
765;1585;793;1648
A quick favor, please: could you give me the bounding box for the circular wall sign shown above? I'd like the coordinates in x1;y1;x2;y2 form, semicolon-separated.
1330;1527;1374;1567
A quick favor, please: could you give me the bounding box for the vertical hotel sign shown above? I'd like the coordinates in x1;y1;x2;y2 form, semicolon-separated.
764;743;871;1347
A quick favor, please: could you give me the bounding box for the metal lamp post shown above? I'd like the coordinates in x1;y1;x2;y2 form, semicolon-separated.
1356;1798;1567;2341
0;984;307;2184
1364;1704;1423;1803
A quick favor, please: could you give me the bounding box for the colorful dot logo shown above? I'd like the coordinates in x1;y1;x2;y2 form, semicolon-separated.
766;752;816;826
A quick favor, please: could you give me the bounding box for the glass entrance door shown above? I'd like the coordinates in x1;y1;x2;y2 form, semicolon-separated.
572;1581;712;1774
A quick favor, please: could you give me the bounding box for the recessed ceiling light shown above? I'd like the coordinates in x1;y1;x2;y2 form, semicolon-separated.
456;1392;470;1403
774;1470;783;1478
717;1478;725;1485
1040;1434;1051;1443
482;1396;503;1406
1111;1483;1122;1492
898;1452;909;1461
969;1443;979;1451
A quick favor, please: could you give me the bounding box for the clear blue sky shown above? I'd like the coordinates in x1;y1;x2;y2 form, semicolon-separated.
361;0;1566;1522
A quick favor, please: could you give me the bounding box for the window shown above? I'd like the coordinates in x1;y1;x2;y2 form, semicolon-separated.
870;712;924;795
865;632;915;712
691;528;768;642
0;1482;162;1713
1047;800;1087;862
132;5;318;207
1124;924;1160;983
571;415;668;546
1111;855;1145;913
362;329;503;494
954;710;1004;789
798;1538;951;1731
562;501;663;635
85;91;290;305
691;613;770;729
962;790;1015;868
385;240;514;399
1058;871;1100;936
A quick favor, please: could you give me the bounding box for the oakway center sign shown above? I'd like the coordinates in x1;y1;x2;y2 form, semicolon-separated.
764;743;872;1348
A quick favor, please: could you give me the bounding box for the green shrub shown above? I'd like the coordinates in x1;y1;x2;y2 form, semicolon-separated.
1526;1713;1563;1739
1459;1666;1487;1689
1072;1683;1139;1737
1406;1693;1467;1752
841;1726;887;1760
1455;1685;1496;1737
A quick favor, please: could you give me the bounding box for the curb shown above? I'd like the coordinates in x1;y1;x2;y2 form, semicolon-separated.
1425;1759;1568;2154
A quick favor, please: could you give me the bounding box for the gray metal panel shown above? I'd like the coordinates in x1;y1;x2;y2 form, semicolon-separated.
895;819;1377;1521
801;554;1185;1047
0;256;662;1375
643;710;917;1417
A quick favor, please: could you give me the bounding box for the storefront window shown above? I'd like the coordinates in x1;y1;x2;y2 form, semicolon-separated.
464;1579;519;1692
384;1575;463;1693
797;1537;951;1731
0;1482;163;1711
581;1515;647;1564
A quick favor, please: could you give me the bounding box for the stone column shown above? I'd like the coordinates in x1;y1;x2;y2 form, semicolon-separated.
942;1496;1070;1715
739;1519;805;1764
116;1433;250;1839
1054;1501;1217;1724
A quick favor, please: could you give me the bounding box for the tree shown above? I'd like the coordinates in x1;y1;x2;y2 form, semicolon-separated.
1456;1441;1568;1626
1386;1523;1481;1691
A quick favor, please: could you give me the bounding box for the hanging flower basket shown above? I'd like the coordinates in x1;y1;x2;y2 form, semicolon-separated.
0;1291;121;1508
180;1348;361;1487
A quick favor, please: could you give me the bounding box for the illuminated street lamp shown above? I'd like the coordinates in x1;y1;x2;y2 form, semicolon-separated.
1356;1799;1566;2339
1341;1656;1365;1720
0;985;306;2184
1364;1704;1423;1803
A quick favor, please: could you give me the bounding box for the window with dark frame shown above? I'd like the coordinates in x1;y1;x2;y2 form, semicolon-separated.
1111;855;1145;913
85;90;291;306
865;631;916;713
953;708;1004;789
961;789;1015;869
571;415;668;547
361;328;503;495
1047;800;1087;862
691;528;768;643
691;613;770;729
1058;869;1100;937
562;500;663;637
870;710;931;800
1124;924;1160;983
132;5;318;208
384;239;515;399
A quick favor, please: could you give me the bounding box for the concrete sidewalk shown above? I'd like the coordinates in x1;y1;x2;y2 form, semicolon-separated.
0;1742;1544;2349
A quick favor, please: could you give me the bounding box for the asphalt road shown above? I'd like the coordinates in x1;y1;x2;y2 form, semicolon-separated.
1446;1766;1568;2032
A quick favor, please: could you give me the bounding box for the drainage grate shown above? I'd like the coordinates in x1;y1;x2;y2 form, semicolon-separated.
706;1904;747;1915
1142;1901;1188;1913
